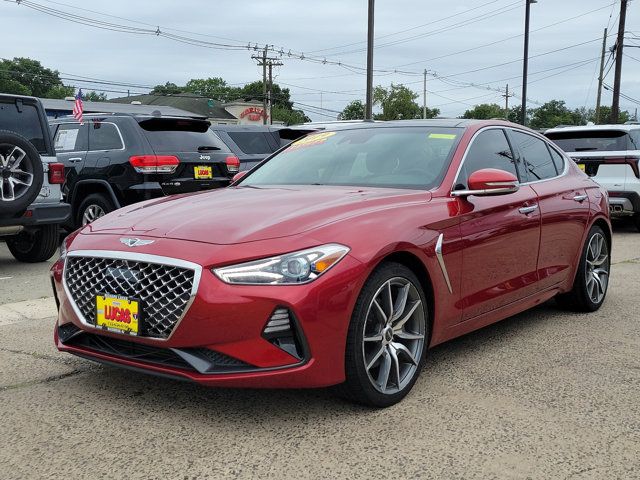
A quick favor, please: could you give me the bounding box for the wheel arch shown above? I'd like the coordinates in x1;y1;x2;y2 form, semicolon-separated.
71;180;122;213
376;250;436;347
591;216;612;249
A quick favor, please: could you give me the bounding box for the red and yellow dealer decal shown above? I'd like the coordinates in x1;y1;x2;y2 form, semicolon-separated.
96;295;139;335
288;131;336;151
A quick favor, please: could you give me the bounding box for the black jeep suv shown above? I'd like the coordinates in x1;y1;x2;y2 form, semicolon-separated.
50;113;239;227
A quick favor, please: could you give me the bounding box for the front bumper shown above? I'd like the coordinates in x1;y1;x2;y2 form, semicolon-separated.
51;246;365;388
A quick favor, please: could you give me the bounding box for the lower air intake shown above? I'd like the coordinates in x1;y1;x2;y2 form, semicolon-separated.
262;307;306;361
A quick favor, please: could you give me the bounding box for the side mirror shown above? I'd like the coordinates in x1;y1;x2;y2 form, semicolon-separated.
232;171;248;183
452;168;519;197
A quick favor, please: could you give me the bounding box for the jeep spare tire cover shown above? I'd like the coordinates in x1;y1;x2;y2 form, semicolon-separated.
0;130;44;217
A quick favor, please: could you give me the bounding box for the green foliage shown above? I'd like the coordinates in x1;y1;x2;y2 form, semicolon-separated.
83;91;108;102
151;82;182;95
372;84;439;120
339;100;365;120
271;106;310;125
0;57;71;98
184;77;233;99
528;100;580;130
239;81;293;110
462;103;505;120
593;105;631;124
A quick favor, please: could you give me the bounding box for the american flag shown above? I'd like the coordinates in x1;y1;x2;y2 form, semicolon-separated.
72;89;84;123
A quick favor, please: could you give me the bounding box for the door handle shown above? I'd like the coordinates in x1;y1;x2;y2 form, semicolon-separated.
572;194;588;203
68;157;83;163
518;204;539;215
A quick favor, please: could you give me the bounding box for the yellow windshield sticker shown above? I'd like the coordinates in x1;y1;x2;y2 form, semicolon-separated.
289;131;336;151
429;133;457;140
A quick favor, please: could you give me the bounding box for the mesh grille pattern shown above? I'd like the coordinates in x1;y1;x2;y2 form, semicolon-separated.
65;256;195;339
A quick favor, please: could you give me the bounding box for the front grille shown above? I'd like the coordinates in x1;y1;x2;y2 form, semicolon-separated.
65;256;195;339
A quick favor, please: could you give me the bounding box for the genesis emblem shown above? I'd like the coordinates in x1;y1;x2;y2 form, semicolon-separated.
120;238;155;247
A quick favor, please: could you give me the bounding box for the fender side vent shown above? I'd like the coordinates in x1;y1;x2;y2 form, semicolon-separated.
262;308;307;361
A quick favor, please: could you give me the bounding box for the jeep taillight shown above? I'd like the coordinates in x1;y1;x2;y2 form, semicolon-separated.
129;155;180;174
48;163;65;184
225;155;240;174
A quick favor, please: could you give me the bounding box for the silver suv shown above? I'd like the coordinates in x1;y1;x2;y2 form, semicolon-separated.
546;124;640;232
0;94;71;262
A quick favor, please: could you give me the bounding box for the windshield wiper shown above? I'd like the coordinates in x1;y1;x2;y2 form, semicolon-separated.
197;145;221;151
574;147;598;152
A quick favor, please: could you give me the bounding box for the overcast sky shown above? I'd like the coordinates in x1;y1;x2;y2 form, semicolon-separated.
2;0;639;120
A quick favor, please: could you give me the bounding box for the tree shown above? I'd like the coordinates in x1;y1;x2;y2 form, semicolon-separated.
83;91;108;102
271;106;310;125
0;57;71;98
529;100;581;130
43;84;74;99
339;100;365;120
239;81;293;109
462;103;505;120
151;82;182;95
373;84;439;120
184;77;236;100
594;106;631;124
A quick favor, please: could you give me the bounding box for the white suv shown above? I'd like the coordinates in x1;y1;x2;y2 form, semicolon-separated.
546;124;640;231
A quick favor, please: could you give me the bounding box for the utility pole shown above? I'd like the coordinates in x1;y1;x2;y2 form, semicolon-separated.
252;46;282;125
365;0;375;120
612;0;628;123
503;84;514;120
521;0;537;126
423;69;427;119
595;28;608;124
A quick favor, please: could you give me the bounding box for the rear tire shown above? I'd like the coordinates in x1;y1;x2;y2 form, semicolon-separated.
77;193;114;227
6;224;60;263
555;225;610;312
338;262;428;408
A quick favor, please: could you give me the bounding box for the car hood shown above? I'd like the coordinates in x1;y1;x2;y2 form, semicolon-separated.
85;185;431;245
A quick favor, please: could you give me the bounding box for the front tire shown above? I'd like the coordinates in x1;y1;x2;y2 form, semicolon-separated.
339;262;428;408
6;224;60;263
556;225;610;312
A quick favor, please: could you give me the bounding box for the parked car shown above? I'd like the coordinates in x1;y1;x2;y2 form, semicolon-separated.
209;125;281;171
52;119;610;407
0;94;70;262
545;124;640;231
50;113;239;228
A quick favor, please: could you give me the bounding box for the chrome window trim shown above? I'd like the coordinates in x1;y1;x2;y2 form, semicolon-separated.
450;126;569;195
62;250;202;342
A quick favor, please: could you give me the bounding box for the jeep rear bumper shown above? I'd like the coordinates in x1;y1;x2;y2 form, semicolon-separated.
0;203;71;229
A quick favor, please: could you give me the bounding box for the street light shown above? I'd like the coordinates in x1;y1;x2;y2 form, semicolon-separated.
521;0;537;126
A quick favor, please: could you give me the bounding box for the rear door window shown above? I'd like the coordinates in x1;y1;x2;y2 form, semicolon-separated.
0;100;47;154
548;146;566;173
53;123;88;152
546;130;637;152
510;131;558;181
139;118;230;153
227;132;276;154
89;122;123;151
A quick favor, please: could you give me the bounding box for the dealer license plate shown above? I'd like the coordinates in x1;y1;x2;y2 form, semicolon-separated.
194;165;213;179
96;294;140;335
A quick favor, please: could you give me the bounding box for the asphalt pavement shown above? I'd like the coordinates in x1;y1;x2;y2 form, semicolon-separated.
0;223;638;479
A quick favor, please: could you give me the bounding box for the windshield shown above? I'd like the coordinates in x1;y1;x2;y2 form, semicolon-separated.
240;126;462;189
546;129;640;152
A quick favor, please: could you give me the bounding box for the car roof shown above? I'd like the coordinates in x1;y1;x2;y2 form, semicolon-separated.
286;118;519;131
546;124;640;134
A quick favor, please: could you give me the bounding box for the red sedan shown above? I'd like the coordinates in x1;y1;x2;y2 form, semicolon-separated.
51;120;611;407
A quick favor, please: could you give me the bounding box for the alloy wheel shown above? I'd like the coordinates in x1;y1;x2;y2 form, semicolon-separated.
0;144;34;203
82;204;106;225
585;232;609;304
362;277;426;394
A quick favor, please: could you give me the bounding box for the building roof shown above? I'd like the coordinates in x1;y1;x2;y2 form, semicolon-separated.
109;93;236;120
41;97;204;118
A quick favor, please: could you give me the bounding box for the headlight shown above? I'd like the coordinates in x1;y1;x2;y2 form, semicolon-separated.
212;244;350;285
